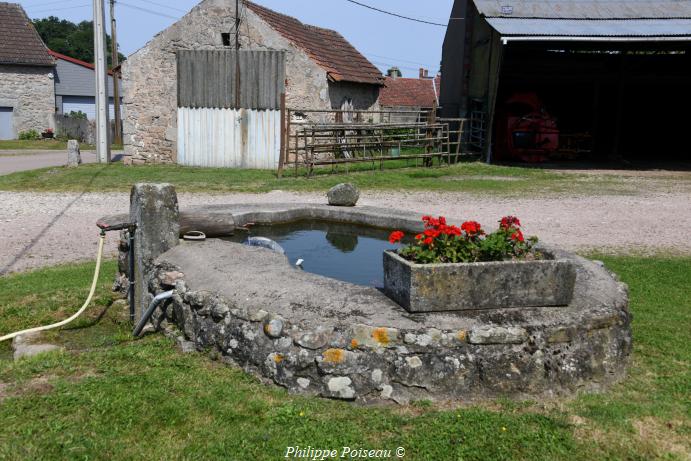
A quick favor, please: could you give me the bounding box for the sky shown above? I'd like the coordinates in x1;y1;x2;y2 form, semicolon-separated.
18;0;455;78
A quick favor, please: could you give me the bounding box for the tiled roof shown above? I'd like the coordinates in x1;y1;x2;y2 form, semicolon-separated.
49;50;116;76
379;76;440;108
0;2;53;66
246;1;384;85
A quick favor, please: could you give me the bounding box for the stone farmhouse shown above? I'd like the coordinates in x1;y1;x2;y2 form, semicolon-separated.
379;68;441;121
121;0;385;164
0;2;55;140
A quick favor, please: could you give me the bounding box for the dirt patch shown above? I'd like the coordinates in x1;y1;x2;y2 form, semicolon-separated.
442;175;525;182
632;417;690;459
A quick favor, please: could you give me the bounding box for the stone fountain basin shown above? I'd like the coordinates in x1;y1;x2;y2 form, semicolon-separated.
144;204;632;404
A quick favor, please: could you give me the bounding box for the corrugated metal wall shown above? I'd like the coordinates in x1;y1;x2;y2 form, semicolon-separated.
177;50;285;169
177;50;285;110
177;108;281;169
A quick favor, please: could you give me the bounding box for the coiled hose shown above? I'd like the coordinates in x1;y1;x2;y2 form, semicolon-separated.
0;233;106;343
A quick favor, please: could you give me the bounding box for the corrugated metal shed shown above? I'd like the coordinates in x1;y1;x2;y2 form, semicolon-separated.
487;17;691;37
474;0;691;19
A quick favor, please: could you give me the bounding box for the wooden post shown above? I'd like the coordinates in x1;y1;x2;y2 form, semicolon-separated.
424;103;437;167
278;93;286;177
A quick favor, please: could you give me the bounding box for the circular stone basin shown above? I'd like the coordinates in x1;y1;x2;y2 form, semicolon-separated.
148;204;632;404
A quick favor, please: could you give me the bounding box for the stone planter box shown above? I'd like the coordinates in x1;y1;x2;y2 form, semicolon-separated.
383;250;577;312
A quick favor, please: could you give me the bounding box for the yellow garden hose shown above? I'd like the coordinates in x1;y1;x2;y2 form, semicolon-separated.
0;233;106;343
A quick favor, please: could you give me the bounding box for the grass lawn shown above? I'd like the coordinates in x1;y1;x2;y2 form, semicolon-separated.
0;160;655;196
0;256;688;460
0;139;123;152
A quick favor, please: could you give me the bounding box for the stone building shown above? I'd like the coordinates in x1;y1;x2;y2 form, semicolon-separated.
380;68;440;122
122;0;385;164
0;2;55;140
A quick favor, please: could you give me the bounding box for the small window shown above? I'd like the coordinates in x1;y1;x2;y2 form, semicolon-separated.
221;33;231;47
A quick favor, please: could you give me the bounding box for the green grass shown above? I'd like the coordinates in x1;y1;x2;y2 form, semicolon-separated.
0;160;650;196
0;139;123;152
0;256;688;459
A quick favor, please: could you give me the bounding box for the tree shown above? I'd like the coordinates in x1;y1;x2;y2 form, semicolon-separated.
33;16;125;67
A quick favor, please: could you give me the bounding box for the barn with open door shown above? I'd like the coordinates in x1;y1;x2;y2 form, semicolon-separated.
440;0;691;164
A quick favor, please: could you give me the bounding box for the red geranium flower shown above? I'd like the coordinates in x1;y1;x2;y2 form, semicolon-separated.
424;228;440;238
510;230;525;242
423;237;434;245
500;216;521;230
389;231;405;244
461;221;482;236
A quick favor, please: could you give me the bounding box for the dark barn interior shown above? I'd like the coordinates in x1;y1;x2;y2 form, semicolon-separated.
498;42;690;163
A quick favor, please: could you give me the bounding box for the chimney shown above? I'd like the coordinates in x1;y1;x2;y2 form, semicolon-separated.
419;68;429;79
387;67;402;79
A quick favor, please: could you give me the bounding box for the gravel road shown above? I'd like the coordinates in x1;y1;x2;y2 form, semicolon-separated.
0;150;124;176
1;187;689;275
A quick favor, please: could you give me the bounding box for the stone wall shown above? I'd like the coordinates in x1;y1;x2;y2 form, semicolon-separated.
149;241;632;404
0;65;55;137
122;0;380;164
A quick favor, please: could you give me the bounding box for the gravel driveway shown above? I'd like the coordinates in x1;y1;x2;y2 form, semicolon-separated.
1;187;689;275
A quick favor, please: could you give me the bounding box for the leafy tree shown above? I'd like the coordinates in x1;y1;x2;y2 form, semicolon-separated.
33;16;125;67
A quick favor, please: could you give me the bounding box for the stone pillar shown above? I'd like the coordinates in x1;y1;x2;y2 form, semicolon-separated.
67;140;82;167
129;183;180;322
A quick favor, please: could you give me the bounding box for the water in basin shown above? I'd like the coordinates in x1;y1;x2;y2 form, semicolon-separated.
226;220;404;288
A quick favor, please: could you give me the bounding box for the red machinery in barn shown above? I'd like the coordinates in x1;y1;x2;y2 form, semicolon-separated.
494;92;559;162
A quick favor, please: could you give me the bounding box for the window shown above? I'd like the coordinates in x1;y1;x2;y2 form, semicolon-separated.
221;33;231;47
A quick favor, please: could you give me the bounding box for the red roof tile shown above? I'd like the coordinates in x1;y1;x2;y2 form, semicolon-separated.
246;1;383;85
379;76;440;108
0;2;53;66
48;50;116;76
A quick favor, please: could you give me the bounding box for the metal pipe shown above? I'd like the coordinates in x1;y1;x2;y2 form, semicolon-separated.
128;229;135;323
133;290;174;338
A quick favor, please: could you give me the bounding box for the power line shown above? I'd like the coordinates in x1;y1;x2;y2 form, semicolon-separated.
364;51;437;69
30;3;90;14
343;0;447;27
137;0;188;14
23;0;83;8
117;1;179;20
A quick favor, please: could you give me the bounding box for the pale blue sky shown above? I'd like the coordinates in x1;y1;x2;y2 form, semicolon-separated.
18;0;454;77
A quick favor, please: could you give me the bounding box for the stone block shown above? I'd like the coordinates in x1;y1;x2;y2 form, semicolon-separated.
349;324;399;348
468;327;528;345
67;140;81;167
383;250;577;312
130;183;180;322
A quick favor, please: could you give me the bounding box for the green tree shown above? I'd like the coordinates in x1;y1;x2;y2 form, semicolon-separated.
33;16;125;67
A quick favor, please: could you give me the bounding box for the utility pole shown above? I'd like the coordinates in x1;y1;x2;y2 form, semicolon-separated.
93;0;111;162
109;0;122;145
234;0;241;108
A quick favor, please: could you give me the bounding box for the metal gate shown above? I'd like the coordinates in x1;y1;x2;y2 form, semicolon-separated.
177;50;286;169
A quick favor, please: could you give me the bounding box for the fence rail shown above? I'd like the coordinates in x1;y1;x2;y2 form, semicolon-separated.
279;108;468;176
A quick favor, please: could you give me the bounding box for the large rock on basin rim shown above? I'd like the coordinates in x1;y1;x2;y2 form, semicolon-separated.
327;183;360;207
